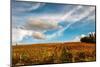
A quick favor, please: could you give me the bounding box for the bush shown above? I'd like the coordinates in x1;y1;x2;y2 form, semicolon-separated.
80;37;95;43
80;33;96;43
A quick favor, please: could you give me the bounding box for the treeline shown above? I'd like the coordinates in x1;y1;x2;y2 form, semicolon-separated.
80;32;96;43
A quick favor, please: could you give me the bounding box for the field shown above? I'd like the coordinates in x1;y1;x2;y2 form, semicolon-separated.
12;42;96;66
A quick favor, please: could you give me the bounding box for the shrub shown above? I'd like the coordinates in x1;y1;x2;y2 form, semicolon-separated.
80;33;96;43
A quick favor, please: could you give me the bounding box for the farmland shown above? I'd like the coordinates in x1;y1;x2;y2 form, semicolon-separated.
12;42;96;66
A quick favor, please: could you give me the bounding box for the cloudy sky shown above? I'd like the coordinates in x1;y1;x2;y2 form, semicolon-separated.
12;0;96;44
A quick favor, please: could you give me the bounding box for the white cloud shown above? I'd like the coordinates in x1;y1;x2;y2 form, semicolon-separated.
34;15;63;23
12;28;33;43
12;4;95;43
60;6;83;22
81;34;86;38
28;3;44;11
12;28;46;43
75;7;95;22
24;17;62;31
45;6;95;39
12;16;63;42
32;32;45;39
69;34;86;42
46;23;71;39
71;36;80;42
86;14;95;21
61;6;95;22
13;2;45;12
36;6;83;39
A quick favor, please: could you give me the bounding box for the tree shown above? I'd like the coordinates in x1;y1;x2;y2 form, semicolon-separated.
80;33;96;43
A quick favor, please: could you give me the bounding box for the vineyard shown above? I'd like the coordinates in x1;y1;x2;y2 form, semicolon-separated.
12;42;96;66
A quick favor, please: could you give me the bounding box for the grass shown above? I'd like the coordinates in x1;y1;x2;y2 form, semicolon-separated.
12;42;96;66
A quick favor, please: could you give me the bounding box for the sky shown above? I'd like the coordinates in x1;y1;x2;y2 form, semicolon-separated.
12;0;96;44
